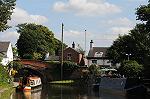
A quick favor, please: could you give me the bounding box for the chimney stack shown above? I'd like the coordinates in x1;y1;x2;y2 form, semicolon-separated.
72;42;75;48
90;40;93;49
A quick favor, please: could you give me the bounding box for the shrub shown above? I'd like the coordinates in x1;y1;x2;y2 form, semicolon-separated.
119;60;143;77
0;65;9;83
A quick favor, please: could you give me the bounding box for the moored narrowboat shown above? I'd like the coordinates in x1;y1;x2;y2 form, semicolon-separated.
16;76;42;91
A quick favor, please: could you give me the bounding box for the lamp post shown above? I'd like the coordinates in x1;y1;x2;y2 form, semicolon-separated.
126;53;131;61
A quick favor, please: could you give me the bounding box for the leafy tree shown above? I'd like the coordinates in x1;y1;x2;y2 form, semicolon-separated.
107;34;136;63
106;0;150;78
16;23;55;59
53;38;67;56
0;0;16;31
119;60;143;77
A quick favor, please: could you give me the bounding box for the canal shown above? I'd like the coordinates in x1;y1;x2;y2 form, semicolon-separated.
10;85;149;99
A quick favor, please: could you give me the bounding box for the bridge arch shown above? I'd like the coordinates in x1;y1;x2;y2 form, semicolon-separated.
18;67;48;84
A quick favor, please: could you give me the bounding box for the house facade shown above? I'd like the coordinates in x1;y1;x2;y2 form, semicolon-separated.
62;42;85;65
0;42;13;66
87;40;111;67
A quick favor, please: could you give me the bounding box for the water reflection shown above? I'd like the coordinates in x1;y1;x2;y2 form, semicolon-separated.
11;85;149;99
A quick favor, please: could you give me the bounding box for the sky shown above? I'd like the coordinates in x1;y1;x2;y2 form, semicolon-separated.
0;0;148;53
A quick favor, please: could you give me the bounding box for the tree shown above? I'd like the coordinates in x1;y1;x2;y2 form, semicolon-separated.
53;38;67;56
107;0;150;78
119;60;143;77
107;34;135;64
0;0;16;31
16;23;55;59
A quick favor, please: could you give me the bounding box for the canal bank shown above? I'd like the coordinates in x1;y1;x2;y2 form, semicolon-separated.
0;83;15;99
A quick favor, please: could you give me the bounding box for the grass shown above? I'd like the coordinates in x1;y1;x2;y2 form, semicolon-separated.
50;80;74;84
0;83;11;89
0;83;15;99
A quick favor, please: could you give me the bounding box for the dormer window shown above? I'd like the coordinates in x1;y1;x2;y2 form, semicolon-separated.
94;52;103;57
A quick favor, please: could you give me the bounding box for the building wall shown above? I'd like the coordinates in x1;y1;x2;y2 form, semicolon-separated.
1;43;13;66
63;48;81;64
88;59;111;67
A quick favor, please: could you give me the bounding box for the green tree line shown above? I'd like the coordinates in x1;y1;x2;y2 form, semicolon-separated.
107;0;150;78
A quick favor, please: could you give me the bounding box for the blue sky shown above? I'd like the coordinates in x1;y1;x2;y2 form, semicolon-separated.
0;0;148;52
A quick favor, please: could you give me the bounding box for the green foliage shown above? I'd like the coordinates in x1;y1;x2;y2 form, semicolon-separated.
0;65;9;83
12;61;23;71
7;61;23;77
53;38;67;55
47;61;79;80
107;1;150;78
16;23;55;59
119;60;143;77
23;54;33;59
16;23;66;59
33;52;42;60
0;0;16;31
88;64;99;75
12;47;18;57
107;35;134;64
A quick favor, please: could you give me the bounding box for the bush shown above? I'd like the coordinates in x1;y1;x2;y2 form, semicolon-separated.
88;64;99;75
119;60;143;77
46;61;79;80
0;65;9;83
23;54;33;59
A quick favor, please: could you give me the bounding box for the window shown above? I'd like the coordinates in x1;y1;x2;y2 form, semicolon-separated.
92;60;97;64
30;80;35;85
95;52;103;57
67;53;71;60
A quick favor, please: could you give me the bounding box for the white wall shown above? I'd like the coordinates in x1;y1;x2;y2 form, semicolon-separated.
88;59;111;67
1;43;13;66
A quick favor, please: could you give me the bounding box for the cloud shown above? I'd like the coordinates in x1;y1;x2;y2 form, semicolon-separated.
8;7;48;26
53;0;121;16
127;0;146;2
107;17;133;27
110;27;132;35
0;31;19;46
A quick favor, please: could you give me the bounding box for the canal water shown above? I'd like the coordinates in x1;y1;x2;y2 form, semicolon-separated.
10;85;149;99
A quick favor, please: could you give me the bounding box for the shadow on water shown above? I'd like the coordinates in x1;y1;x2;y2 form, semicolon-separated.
126;92;150;99
10;84;150;99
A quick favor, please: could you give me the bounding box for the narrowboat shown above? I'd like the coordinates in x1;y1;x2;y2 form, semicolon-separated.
16;76;42;91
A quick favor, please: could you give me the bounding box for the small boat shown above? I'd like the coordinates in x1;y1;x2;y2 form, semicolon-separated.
16;76;42;91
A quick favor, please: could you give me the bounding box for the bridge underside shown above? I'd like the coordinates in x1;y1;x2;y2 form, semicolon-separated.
18;67;51;84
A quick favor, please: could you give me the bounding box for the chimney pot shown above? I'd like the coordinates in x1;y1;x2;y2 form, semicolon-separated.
90;40;93;49
72;42;75;48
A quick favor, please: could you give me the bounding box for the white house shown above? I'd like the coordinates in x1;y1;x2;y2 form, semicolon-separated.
87;40;111;67
0;42;13;66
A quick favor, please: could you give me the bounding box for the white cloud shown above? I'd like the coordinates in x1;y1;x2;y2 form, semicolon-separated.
0;31;19;46
127;0;146;2
110;27;132;35
8;7;48;26
107;17;133;27
53;0;121;16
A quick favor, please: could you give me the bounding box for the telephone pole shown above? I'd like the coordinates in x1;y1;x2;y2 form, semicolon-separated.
61;23;64;81
85;30;86;55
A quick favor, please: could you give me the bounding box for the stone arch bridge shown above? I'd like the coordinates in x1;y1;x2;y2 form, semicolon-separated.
15;60;54;84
